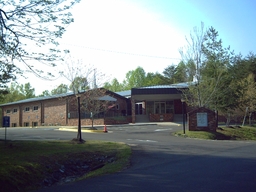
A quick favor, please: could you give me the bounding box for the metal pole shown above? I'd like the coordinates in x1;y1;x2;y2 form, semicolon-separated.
5;126;7;144
182;101;185;134
77;96;82;141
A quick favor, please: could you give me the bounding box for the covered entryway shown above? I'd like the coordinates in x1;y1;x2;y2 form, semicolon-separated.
131;84;188;123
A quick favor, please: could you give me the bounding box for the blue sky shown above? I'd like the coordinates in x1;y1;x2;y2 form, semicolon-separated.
23;0;256;94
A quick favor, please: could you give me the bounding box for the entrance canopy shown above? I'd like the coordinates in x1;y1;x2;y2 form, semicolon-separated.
130;83;189;123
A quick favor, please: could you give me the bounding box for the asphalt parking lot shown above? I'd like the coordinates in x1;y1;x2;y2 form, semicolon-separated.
1;123;256;192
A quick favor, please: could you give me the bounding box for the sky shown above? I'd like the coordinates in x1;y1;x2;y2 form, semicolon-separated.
18;0;256;95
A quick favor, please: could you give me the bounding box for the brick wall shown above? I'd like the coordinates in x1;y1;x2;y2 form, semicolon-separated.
20;102;42;127
68;118;104;126
2;105;21;127
43;99;67;126
1;89;129;127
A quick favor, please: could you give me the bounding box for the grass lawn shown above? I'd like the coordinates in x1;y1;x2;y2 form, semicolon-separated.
0;140;131;191
174;126;256;141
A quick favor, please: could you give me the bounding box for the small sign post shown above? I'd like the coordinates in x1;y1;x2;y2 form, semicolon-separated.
3;116;10;143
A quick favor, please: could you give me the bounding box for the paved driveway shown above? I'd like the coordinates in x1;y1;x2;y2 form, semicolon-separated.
1;124;256;192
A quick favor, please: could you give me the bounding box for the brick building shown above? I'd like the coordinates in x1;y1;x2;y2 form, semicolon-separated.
0;89;129;127
1;83;189;127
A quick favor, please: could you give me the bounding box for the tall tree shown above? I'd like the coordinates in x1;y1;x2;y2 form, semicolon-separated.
22;83;35;99
38;90;51;97
201;27;234;110
123;66;146;89
69;77;89;93
238;73;256;126
0;0;80;90
51;83;69;95
163;64;177;84
144;72;167;86
181;24;235;113
179;22;206;106
60;55;107;142
104;78;123;92
0;82;35;103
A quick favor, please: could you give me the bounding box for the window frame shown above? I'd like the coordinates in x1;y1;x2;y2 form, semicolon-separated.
25;107;30;112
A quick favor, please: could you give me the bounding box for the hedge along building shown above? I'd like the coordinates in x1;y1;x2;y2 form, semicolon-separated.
131;83;188;123
0;88;129;127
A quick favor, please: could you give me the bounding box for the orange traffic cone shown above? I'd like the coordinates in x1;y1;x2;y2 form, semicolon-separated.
103;124;108;133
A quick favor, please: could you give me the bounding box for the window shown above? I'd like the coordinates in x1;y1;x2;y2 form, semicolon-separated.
24;122;29;127
6;109;11;114
166;101;174;113
13;108;18;113
32;122;38;127
116;104;119;110
33;106;39;111
25;107;30;112
12;123;17;127
154;102;165;114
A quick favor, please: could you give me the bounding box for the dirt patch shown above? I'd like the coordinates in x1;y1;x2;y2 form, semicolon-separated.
39;152;117;189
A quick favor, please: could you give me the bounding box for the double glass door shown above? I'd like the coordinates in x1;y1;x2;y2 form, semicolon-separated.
155;102;165;114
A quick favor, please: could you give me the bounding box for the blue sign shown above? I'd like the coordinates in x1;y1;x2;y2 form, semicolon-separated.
3;116;10;127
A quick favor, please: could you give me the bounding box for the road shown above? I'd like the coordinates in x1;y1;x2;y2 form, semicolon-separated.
1;124;256;192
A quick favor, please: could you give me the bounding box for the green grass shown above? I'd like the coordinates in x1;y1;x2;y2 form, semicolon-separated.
0;140;131;191
174;126;256;140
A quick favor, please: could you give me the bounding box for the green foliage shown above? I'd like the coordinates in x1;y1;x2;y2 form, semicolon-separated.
182;25;236;111
104;67;169;91
163;61;196;84
0;82;35;104
51;83;69;95
69;76;89;93
104;78;123;92
38;90;51;97
123;66;146;89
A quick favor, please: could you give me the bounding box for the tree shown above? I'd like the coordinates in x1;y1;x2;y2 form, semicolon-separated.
179;22;206;107
80;88;113;129
163;64;177;84
60;55;108;142
51;83;69;95
123;66;146;89
21;83;35;99
144;72;167;86
103;78;123;92
38;90;51;97
0;82;35;103
173;61;188;83
239;73;256;126
0;0;80;90
181;24;235;111
1;83;25;103
69;77;89;93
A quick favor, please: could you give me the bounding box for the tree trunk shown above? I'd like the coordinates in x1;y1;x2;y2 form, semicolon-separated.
249;112;252;126
226;113;231;127
91;118;94;129
215;110;219;128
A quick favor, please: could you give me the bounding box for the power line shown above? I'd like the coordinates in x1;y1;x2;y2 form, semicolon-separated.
62;43;181;60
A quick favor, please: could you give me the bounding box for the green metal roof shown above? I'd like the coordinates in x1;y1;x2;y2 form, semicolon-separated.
0;92;75;107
